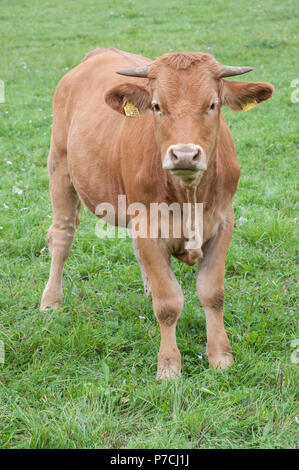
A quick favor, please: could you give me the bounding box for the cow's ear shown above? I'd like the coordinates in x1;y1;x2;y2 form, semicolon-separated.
105;83;151;115
221;80;274;111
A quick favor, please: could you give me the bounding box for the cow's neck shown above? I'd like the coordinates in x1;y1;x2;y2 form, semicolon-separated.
166;151;218;266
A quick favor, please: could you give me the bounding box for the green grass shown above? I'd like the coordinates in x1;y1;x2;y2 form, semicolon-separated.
0;0;298;449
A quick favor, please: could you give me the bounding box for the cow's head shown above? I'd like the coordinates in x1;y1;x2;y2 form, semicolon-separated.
105;52;273;181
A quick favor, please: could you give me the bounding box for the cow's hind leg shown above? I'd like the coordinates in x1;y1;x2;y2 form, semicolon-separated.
40;147;80;310
132;238;151;297
137;238;184;380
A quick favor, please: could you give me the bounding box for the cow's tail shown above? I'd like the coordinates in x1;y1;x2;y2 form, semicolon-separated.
76;200;81;228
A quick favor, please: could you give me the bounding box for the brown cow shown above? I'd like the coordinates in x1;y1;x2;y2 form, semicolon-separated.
40;48;273;380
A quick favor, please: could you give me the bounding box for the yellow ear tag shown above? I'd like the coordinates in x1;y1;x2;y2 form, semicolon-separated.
124;100;140;117
242;101;258;112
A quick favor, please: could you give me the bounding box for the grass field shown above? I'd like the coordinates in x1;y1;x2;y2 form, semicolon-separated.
0;0;298;449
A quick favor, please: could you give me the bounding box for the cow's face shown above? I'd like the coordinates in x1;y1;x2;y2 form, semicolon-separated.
147;61;221;180
106;53;273;182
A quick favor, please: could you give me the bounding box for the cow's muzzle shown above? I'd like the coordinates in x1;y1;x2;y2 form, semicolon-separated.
162;144;207;177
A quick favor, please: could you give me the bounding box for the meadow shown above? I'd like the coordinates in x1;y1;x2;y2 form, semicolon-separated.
0;0;298;449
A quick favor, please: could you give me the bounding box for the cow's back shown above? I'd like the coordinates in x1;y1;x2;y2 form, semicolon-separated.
51;48;155;214
52;47;152;154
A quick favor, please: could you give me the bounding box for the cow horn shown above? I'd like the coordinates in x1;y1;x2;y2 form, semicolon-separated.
116;66;150;78
116;64;253;78
220;65;254;77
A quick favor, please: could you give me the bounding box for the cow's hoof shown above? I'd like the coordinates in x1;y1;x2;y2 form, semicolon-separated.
40;289;62;311
207;352;234;370
156;366;181;381
156;357;181;381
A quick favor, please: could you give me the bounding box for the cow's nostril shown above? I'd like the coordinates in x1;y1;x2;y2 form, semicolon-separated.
170;149;178;161
192;151;200;161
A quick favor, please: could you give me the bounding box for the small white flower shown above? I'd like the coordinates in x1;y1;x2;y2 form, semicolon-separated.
40;247;46;254
139;316;145;319
0;226;3;230
3;203;9;209
6;161;12;165
21;207;28;211
198;354;203;360
12;186;23;195
295;416;299;425
239;216;248;226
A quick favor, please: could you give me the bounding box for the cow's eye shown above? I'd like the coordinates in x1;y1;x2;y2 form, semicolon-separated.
152;102;161;113
209;102;216;111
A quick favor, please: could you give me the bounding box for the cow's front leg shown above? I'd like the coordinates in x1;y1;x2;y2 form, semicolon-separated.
197;212;235;369
137;238;184;380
